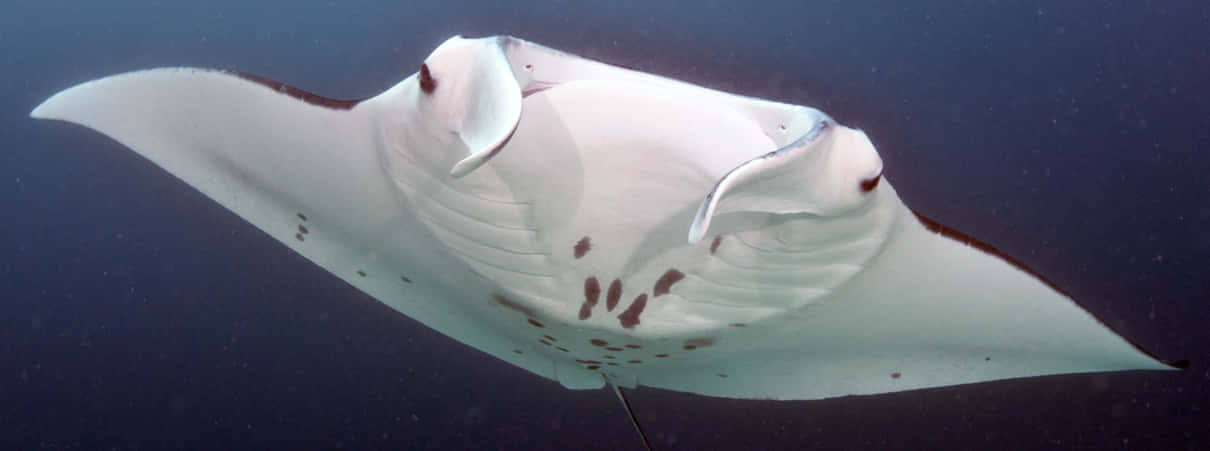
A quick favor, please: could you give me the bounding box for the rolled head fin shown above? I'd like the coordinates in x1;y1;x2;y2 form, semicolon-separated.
688;118;885;244
418;36;524;178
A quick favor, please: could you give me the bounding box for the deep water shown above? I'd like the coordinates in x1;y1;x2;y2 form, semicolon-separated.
2;1;1207;449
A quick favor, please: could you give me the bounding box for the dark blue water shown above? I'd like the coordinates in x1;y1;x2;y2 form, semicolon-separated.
3;1;1207;449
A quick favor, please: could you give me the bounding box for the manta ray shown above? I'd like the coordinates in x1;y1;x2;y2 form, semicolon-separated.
31;35;1181;448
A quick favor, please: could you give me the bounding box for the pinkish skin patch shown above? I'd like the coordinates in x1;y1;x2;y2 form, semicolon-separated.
606;279;622;311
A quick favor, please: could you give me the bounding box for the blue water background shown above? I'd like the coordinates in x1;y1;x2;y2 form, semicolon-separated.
1;1;1207;449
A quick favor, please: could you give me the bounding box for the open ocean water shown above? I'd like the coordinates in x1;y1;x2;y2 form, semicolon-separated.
2;1;1207;449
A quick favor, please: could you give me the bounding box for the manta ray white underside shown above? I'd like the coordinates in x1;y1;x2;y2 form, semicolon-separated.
31;35;1178;400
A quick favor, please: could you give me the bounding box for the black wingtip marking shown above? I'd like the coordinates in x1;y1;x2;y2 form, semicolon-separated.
912;210;1179;368
232;71;363;110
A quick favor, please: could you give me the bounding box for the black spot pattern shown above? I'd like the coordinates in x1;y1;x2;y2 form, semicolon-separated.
653;269;684;297
579;277;600;320
617;294;647;329
606;279;622;311
573;236;591;259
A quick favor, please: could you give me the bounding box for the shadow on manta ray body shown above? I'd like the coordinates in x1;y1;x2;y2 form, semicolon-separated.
30;35;1184;449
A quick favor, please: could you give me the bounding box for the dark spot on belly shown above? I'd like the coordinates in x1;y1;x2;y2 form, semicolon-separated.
582;360;601;364
654;354;669;358
730;323;746;327
573;236;591;259
527;318;545;328
298;224;309;234
603;355;615;359
617;293;647;329
891;372;901;379
297;213;307;221
683;345;697;350
295;233;304;242
606;279;622;311
556;347;569;352
624;344;641;349
860;173;882;193
579;277;601;320
356;270;366;277
685;338;715;349
717;374;728;378
590;339;608;347
512;349;523;354
710;236;722;254
400;276;412;284
538;339;551;345
576;359;590;364
985;357;991;361
586;365;600;370
606;362;619;366
605;347;623;352
543;335;557;342
628;360;642;364
653;269;685;297
493;294;536;317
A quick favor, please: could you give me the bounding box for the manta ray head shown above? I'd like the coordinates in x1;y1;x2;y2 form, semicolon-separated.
412;35;526;178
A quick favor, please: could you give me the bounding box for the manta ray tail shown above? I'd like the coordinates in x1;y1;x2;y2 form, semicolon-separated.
611;383;654;451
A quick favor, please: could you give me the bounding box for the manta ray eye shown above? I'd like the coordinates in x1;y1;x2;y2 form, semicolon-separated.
419;64;437;94
860;173;882;193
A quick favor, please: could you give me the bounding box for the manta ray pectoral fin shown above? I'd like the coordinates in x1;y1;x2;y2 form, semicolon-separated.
688;118;885;244
421;36;525;178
